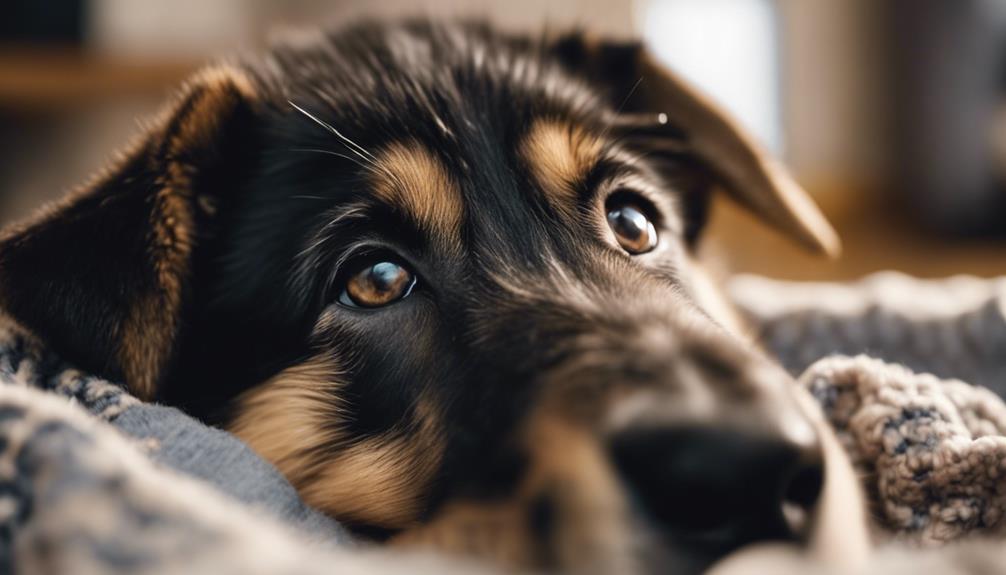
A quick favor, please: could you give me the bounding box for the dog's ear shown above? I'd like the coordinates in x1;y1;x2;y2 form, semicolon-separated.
0;66;256;399
551;34;840;257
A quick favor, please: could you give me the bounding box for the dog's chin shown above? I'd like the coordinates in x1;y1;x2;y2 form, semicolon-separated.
617;516;752;575
583;509;800;575
389;481;803;575
390;503;797;575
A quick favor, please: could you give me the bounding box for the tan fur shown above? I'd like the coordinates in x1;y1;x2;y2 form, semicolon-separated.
298;423;444;528
230;357;445;529
520;120;603;217
228;357;347;480
371;142;463;251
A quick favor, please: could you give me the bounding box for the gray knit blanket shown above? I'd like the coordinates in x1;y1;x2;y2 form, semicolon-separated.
2;272;1006;574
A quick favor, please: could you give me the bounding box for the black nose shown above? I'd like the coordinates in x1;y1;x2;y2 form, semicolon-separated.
610;425;824;556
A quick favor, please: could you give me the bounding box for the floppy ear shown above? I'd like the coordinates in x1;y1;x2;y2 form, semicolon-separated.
551;34;841;257
0;66;256;399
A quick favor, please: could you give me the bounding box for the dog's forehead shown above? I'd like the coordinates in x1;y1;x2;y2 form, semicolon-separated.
262;24;616;252
264;21;603;133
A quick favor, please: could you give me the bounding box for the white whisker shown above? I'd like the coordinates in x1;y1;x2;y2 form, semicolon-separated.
288;100;380;165
296;205;369;260
288;147;370;170
288;103;408;189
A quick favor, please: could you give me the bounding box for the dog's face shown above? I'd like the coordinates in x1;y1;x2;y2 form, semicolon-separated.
0;21;862;575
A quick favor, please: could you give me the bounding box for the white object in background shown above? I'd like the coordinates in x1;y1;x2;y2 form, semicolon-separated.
89;0;252;59
635;0;782;155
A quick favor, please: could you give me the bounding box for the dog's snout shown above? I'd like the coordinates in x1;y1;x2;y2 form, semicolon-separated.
609;425;824;556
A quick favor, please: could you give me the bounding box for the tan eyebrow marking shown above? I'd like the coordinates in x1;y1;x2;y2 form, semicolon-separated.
370;141;463;250
520;120;604;217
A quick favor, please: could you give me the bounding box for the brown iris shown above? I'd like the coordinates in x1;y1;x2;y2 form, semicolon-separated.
606;199;658;254
339;261;416;308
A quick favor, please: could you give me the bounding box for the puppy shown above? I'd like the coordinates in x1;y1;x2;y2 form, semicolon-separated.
0;20;866;575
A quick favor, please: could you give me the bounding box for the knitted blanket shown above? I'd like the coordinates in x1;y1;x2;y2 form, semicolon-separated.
1;272;1005;574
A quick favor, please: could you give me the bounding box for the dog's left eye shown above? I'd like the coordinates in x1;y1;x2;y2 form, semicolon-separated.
338;261;416;308
606;195;658;254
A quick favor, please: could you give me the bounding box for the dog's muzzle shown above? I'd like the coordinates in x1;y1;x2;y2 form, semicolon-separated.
583;349;819;564
523;292;868;573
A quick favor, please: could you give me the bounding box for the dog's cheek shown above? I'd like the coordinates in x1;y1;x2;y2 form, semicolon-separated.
228;356;446;529
227;356;345;478
679;254;748;337
296;422;444;528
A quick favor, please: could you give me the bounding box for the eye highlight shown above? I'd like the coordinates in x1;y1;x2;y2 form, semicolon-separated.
606;193;658;254
339;261;416;308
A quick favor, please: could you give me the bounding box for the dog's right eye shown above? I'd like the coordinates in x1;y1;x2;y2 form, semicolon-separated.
338;261;416;308
606;193;659;255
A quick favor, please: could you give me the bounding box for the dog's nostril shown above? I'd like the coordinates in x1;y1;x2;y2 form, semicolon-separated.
784;461;824;509
609;425;825;555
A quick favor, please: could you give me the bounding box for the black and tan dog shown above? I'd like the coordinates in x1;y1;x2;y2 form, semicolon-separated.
0;21;867;575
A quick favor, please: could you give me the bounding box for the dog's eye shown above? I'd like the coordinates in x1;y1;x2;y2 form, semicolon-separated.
339;261;416;308
606;195;658;254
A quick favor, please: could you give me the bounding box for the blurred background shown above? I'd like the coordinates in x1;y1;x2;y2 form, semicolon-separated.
2;0;1005;280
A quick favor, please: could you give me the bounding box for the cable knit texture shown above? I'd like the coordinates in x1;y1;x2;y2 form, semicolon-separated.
801;356;1006;544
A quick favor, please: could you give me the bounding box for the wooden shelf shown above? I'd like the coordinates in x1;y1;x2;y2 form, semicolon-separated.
0;47;198;110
